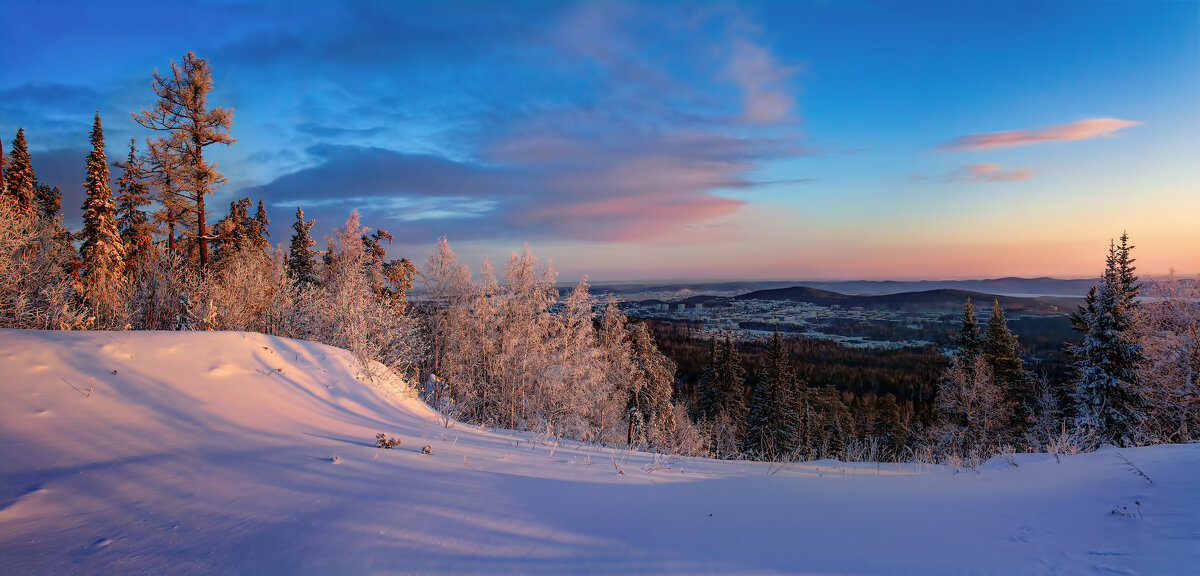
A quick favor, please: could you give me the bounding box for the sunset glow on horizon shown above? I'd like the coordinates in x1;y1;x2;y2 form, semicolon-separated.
2;1;1196;282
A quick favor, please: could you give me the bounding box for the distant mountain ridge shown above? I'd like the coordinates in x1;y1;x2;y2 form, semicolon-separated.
734;287;1080;315
588;277;1098;298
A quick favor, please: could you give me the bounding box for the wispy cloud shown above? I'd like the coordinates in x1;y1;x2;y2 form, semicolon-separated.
725;38;803;124
943;163;1034;183
936;118;1141;151
228;3;811;245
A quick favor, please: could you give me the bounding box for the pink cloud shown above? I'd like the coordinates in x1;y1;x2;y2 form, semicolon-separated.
937;118;1141;151
724;38;802;124
944;163;1035;183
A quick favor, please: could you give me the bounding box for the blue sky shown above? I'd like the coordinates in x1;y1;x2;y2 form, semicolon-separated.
2;0;1197;281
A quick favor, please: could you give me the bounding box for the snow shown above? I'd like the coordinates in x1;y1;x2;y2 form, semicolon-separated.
2;329;1197;575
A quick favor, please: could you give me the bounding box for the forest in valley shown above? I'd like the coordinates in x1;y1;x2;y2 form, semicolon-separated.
3;52;1198;466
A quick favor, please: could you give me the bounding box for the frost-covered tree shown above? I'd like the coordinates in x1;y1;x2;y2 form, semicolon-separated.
4;129;36;213
134;51;234;270
540;277;606;439
1139;272;1200;442
1068;234;1146;446
935;355;1010;460
78;112;126;327
492;245;558;430
626;321;677;449
0;196;87;329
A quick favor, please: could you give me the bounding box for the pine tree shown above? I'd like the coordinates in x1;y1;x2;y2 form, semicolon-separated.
1069;234;1146;446
981;299;1034;442
134;51;235;270
78;112;126;326
4;129;35;213
287;207;318;287
113;139;153;270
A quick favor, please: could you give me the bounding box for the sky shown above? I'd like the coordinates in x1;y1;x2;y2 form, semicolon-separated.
1;0;1197;282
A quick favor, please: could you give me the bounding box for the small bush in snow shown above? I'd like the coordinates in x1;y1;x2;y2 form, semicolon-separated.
376;433;401;449
422;445;433;455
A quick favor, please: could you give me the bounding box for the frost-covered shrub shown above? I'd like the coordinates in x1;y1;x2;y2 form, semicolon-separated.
375;433;401;449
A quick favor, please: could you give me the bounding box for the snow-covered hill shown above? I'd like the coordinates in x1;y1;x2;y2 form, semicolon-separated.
1;329;1197;575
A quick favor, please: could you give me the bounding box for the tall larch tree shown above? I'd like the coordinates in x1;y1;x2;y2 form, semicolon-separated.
78;112;126;326
134;51;234;270
1069;234;1146;446
5;129;35;213
143;138;188;255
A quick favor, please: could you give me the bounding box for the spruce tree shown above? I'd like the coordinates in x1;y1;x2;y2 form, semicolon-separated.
956;297;982;361
251;199;270;251
981;299;1034;442
5;129;35;213
287;206;318;287
113;139;153;270
744;329;800;460
212;197;252;264
78;112;126;326
696;335;747;457
1069;234;1146;446
873;394;906;460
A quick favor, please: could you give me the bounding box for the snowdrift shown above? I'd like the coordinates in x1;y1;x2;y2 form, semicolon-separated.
1;329;1197;575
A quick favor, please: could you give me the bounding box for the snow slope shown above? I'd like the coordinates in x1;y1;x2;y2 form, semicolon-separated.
1;329;1197;575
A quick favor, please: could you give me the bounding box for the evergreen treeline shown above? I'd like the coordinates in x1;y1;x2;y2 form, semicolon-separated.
2;53;1197;464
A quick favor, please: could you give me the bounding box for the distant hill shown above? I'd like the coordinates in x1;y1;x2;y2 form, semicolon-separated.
735;286;1080;315
588;277;1097;298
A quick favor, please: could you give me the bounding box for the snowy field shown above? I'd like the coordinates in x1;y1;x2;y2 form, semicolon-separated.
1;329;1197;575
